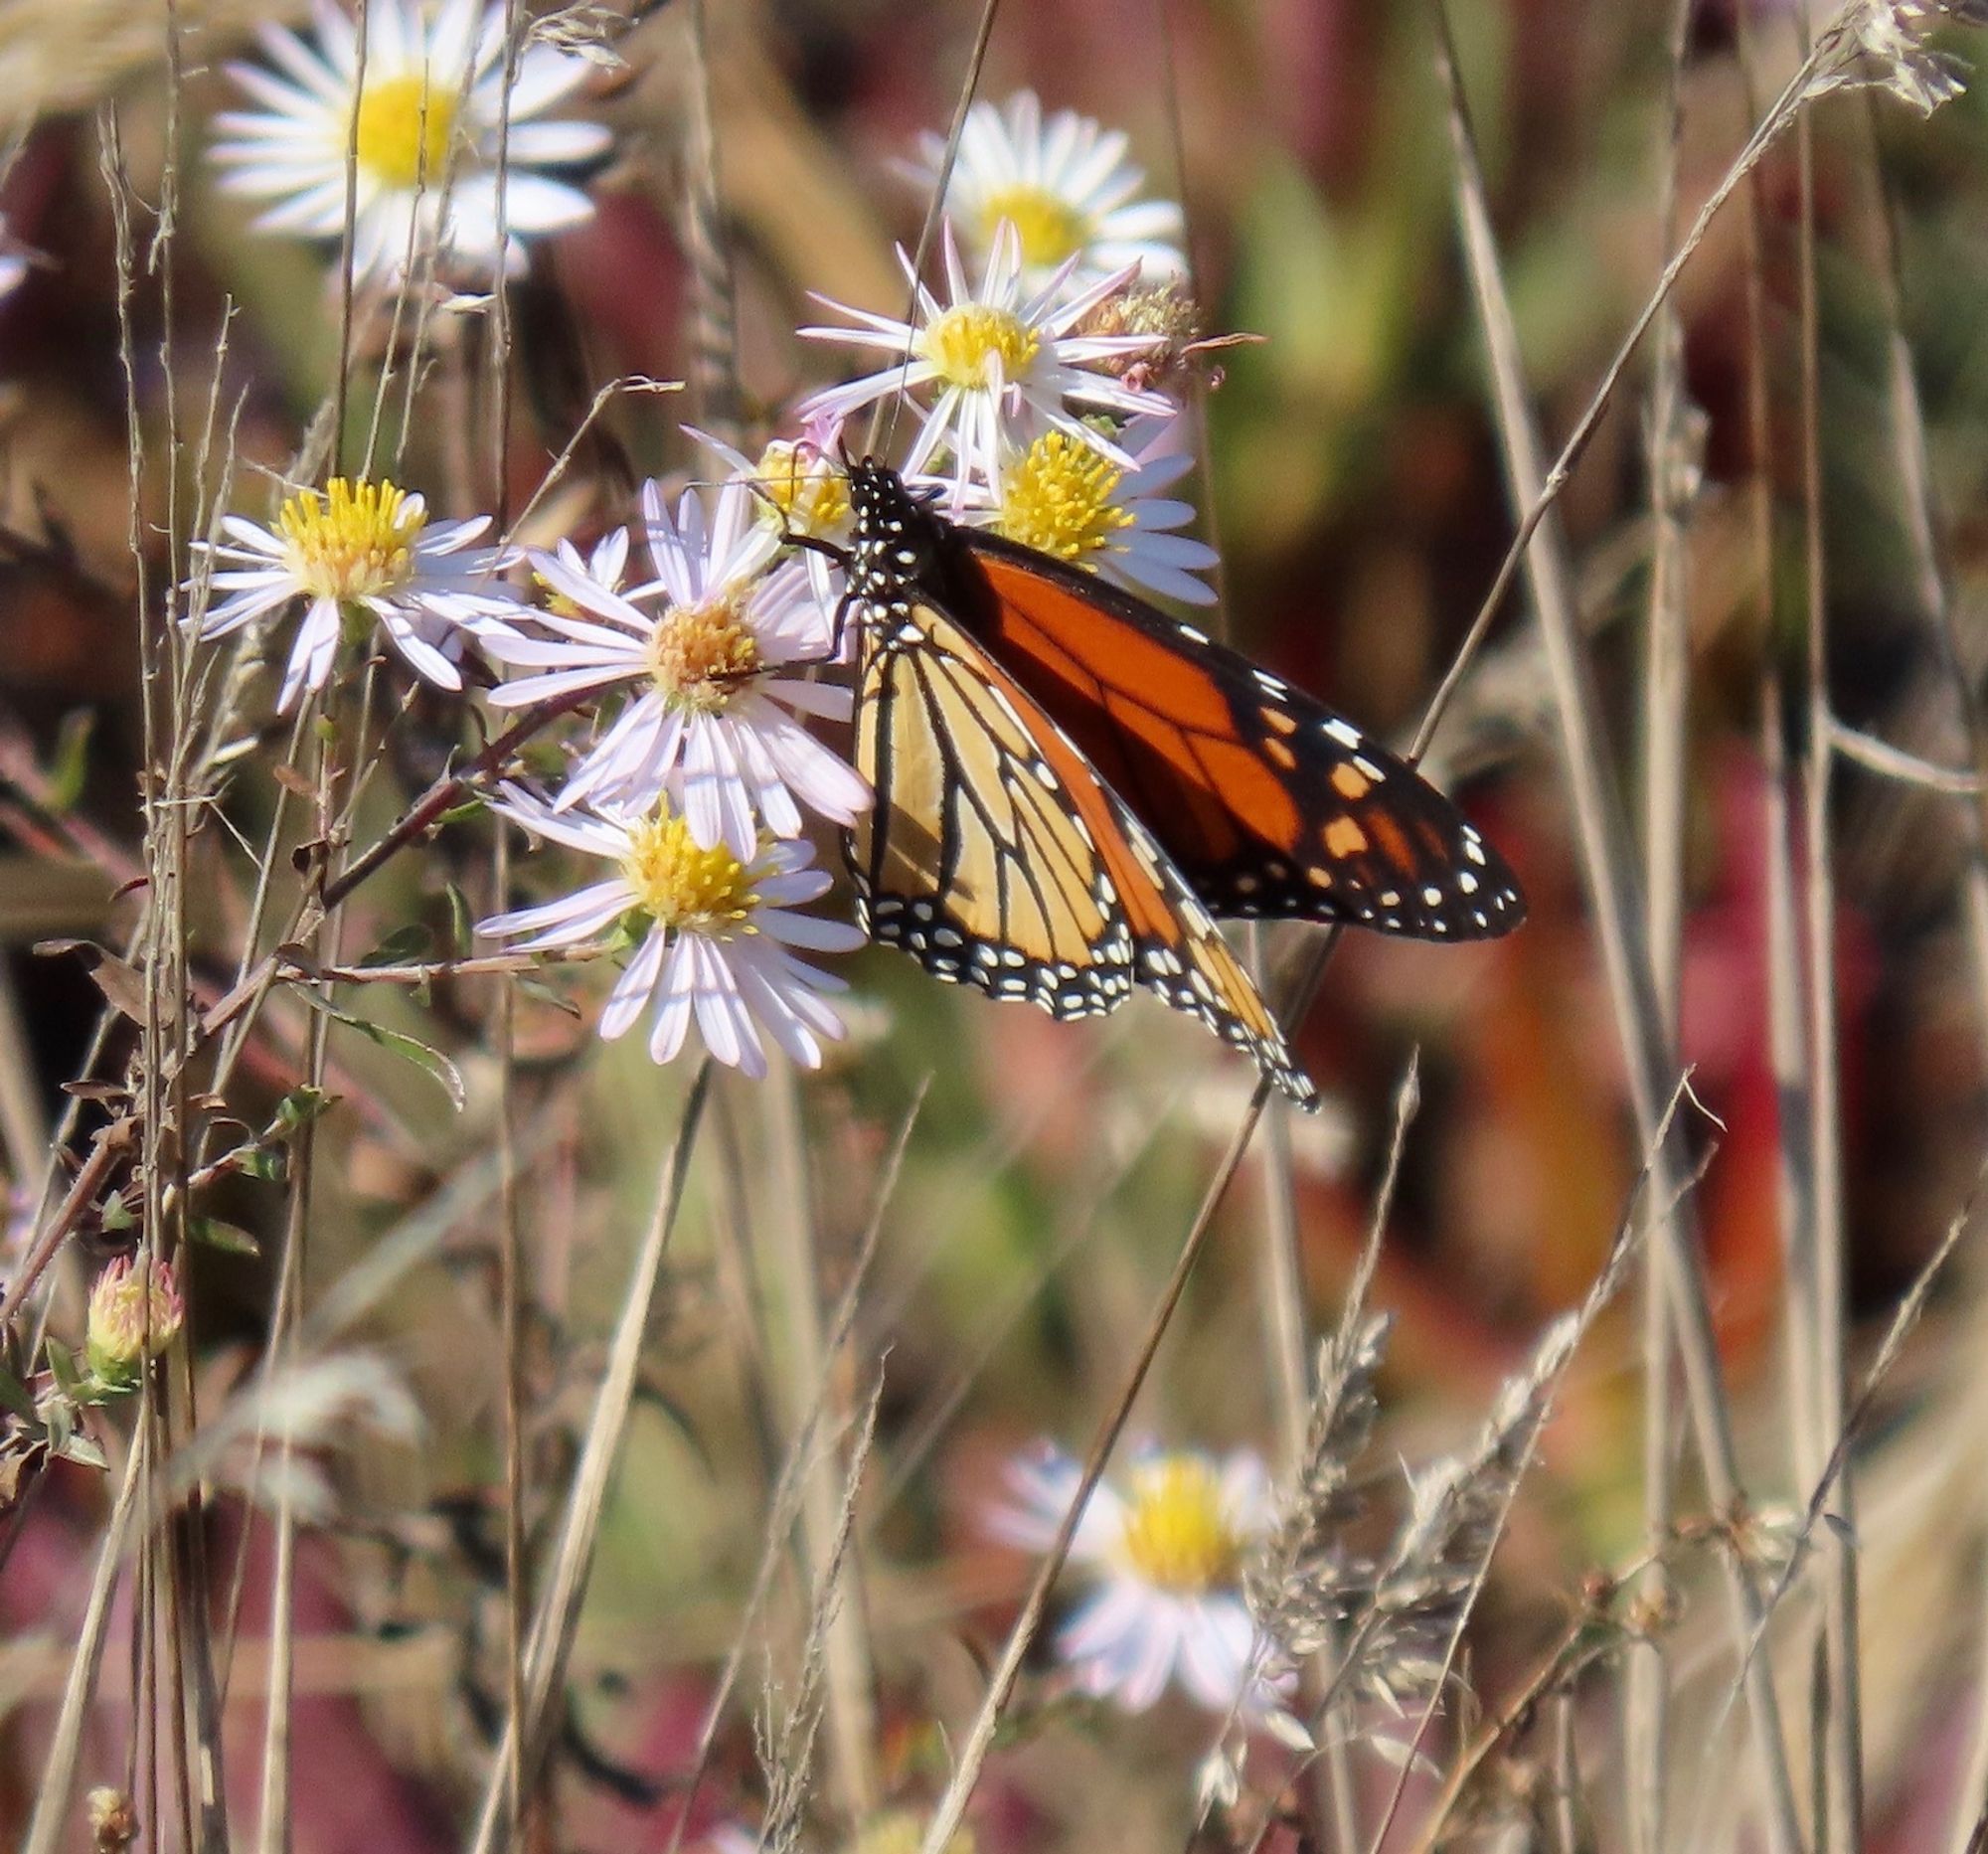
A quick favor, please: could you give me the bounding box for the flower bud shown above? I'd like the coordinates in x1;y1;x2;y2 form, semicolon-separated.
85;1255;184;1387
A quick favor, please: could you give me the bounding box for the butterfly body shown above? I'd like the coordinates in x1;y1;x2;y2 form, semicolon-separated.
840;457;1523;1107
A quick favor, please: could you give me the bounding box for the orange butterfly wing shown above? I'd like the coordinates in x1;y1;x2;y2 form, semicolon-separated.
848;582;1317;1107
947;534;1525;941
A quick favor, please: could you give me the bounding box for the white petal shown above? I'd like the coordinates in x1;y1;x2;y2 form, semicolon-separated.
602;927;669;1042
1177;1598;1257;1713
643;932;696;1061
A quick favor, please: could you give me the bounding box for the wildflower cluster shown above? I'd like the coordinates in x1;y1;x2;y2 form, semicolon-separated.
183;26;1231;1083
798;91;1219;601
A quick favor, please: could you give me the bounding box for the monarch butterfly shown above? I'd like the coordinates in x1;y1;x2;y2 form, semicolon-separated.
840;457;1524;1108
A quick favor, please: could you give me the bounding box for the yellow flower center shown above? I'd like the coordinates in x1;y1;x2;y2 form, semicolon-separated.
1118;1457;1243;1595
619;810;758;931
919;303;1040;390
276;477;425;603
978;184;1091;269
997;432;1132;563
750;440;850;539
353;73;458;191
646;593;761;713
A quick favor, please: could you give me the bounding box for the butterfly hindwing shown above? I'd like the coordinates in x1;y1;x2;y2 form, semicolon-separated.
848;589;1318;1107
948;535;1525;941
850;599;1134;1021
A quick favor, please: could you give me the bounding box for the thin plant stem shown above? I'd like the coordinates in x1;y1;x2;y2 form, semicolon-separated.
1628;5;1698;1847
254;736;342;1854
466;1066;713;1854
1826;75;1988;1854
683;0;741;441
21;1426;149;1854
662;1087;928;1854
1426;9;1801;1844
484;4;532;1841
1791;5;1863;1839
1417;10;1842;748
330;0;367;475
1550;1686;1581;1854
754;1065;881;1825
916;1078;1284;1854
868;0;1002;460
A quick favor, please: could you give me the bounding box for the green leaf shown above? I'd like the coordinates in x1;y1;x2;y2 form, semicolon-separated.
100;1195;134;1232
437;798;488;828
232;1144;285;1182
190;1216;262;1257
0;1362;36;1421
443;883;473;958
295;992;466;1110
357;922;434;968
272;1086;332;1133
44;1337;82;1401
518;974;580;1019
46;710;95;813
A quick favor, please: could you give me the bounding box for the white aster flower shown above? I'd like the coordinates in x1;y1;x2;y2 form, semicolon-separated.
687;425;854;627
947;418;1219;606
539;523;631;594
211;0;612;282
480;788;866;1077
989;1441;1286;1717
797;218;1175;502
482;475;870;857
185;476;524;712
913;89;1186;288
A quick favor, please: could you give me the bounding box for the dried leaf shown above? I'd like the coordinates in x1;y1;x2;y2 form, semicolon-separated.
36;938;148;1025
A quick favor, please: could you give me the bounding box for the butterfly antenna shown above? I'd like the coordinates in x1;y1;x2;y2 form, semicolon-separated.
864;0;1003;462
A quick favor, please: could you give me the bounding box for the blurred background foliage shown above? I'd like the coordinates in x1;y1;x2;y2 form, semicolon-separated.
3;0;1988;1848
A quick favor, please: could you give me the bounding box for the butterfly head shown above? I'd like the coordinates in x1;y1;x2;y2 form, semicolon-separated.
845;455;949;601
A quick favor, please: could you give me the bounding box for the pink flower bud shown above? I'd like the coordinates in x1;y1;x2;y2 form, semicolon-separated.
85;1254;184;1384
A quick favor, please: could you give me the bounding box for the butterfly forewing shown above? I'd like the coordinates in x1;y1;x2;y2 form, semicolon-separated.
949;536;1525;940
839;454;1525;1109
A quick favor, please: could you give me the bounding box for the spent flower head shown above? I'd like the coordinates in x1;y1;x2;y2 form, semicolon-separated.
480;787;866;1078
798;219;1175;503
211;0;612;281
86;1255;185;1388
1821;0;1988;112
912;88;1186;288
85;1787;139;1854
185;476;526;712
989;1440;1291;1717
484;471;869;856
